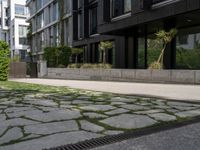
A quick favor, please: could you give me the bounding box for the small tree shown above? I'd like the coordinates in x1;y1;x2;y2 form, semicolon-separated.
149;28;177;69
99;41;113;64
0;41;10;81
71;47;83;64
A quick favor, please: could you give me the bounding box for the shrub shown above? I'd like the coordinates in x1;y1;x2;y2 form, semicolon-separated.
68;63;82;68
0;41;10;81
67;63;112;69
148;61;161;69
44;46;71;67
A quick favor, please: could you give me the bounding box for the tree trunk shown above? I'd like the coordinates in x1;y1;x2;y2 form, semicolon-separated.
103;50;106;64
75;55;78;64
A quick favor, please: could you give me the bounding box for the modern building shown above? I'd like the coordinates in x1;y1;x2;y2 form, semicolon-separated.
72;0;121;66
73;0;200;69
26;0;73;61
0;0;29;61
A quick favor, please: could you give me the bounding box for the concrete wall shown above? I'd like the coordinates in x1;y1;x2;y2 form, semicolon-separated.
46;68;200;84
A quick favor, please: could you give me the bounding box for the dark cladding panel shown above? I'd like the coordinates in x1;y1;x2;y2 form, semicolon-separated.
141;0;152;10
84;0;89;38
103;0;110;22
114;36;126;68
73;0;78;40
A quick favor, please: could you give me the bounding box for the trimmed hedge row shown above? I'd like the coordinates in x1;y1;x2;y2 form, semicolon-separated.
0;41;10;81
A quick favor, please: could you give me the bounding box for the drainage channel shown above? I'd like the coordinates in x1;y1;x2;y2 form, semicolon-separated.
44;117;200;150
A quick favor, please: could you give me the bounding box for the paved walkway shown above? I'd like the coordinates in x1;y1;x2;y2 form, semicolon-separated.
10;78;200;101
92;122;200;150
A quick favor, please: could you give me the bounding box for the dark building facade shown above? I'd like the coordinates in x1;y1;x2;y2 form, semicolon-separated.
73;0;200;69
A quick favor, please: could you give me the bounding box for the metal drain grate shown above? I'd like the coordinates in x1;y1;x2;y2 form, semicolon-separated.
44;117;200;150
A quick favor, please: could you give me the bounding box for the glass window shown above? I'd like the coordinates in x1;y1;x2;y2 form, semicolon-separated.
176;27;200;69
15;4;25;15
78;11;83;39
90;6;98;35
19;25;28;37
112;0;131;17
138;38;146;68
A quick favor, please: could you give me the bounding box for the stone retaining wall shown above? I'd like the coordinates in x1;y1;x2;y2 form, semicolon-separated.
46;68;200;84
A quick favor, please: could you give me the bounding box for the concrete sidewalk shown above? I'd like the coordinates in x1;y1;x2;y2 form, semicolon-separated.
10;78;200;101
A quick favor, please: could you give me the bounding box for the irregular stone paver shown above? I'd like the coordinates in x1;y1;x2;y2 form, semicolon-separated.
80;120;104;133
168;102;200;107
0;114;6;121
170;106;196;111
104;130;124;135
134;109;164;115
5;107;35;113
25;100;58;107
105;108;129;115
1;118;39;127
83;113;108;119
0;126;7;136
24;120;79;135
72;100;93;104
149;113;177;122
0;131;103;150
7;110;43;118
154;105;171;109
26;110;81;122
175;110;200;118
80;105;116;111
120;104;149;111
100;114;157;129
111;102;126;105
21;134;41;140
110;97;136;103
0;127;23;145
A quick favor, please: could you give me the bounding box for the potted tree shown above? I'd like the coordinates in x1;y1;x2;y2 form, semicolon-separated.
99;41;113;64
71;47;84;64
149;28;177;69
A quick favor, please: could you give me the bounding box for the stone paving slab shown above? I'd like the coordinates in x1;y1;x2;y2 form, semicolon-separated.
149;113;177;122
83;113;108;119
0;127;23;145
24;120;79;135
25;110;81;122
100;114;158;129
80;120;104;133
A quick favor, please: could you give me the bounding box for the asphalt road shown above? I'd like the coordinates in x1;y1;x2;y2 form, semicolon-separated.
92;122;200;150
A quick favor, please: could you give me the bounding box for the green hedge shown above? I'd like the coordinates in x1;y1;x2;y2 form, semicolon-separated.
44;46;71;67
0;41;10;81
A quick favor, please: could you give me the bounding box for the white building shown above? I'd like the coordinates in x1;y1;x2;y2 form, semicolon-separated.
26;0;73;61
0;0;29;61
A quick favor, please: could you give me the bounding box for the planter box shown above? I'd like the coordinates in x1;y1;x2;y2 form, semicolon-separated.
46;68;200;84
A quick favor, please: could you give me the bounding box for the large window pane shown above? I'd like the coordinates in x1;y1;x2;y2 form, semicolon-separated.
138;38;146;68
15;4;25;15
90;6;97;35
176;27;200;69
112;0;131;17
